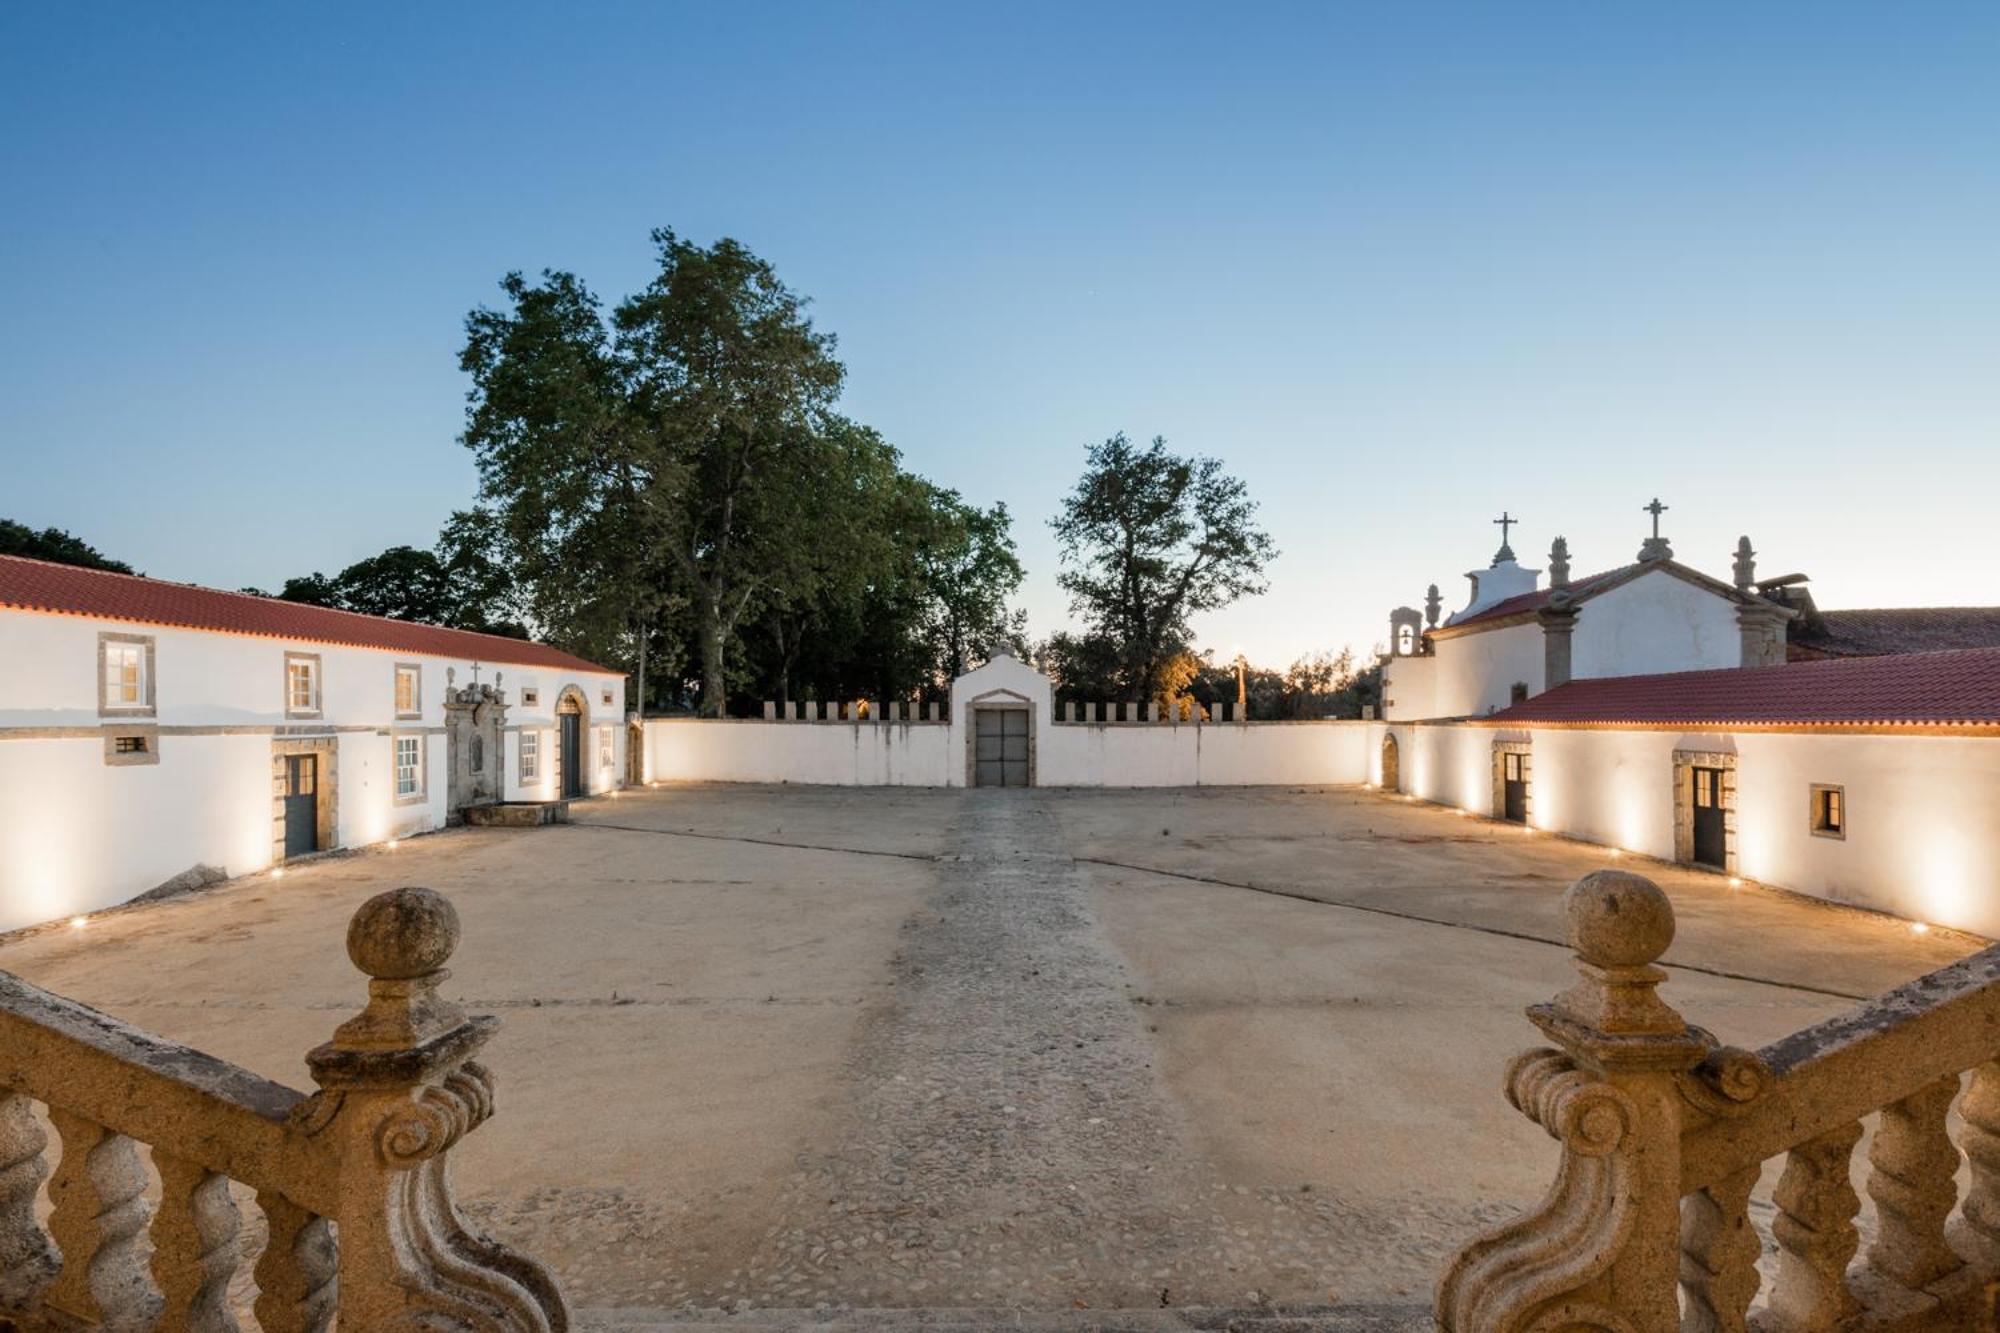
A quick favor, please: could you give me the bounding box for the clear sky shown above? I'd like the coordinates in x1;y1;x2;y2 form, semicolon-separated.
3;3;1996;667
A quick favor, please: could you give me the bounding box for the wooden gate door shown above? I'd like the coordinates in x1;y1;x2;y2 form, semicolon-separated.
283;755;318;858
1501;752;1528;823
1692;766;1726;867
560;712;584;798
974;708;1030;787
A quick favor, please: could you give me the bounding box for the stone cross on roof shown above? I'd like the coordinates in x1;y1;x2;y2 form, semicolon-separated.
1493;511;1519;563
1638;498;1674;563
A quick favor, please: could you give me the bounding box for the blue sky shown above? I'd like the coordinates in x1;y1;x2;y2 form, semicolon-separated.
3;3;1996;666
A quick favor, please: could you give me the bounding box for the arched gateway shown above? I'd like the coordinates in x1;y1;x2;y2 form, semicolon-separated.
1381;733;1401;793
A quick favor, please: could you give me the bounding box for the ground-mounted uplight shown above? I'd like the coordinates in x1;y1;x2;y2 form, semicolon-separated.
1912;922;1932;936
1608;848;1623;859
1728;877;1742;889
386;839;400;851
272;867;286;880
69;915;87;931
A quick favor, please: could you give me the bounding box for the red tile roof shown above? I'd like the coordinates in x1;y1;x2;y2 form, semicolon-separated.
1481;648;2000;730
1444;566;1630;630
1791;608;2000;660
0;554;614;674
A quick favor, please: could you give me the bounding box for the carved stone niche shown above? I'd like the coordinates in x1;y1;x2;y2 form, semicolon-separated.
444;684;509;821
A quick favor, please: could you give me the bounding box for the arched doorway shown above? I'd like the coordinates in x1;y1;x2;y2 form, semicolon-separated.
1381;734;1401;794
556;687;589;799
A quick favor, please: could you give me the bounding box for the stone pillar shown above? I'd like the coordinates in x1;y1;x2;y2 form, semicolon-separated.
762;701;775;721
305;888;568;1331
1538;603;1579;691
1437;871;1710;1331
1737;602;1791;668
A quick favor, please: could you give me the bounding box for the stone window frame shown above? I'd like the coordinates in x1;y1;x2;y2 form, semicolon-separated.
1810;783;1846;840
270;736;338;863
97;631;156;718
1672;748;1739;874
519;727;542;784
103;723;160;767
520;686;540;707
392;730;428;806
394;661;423;720
1491;739;1533;824
284;651;323;719
601;687;614;707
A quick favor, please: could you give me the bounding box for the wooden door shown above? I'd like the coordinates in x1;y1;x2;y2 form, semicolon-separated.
283;755;318;858
1692;766;1727;867
1502;752;1527;823
974;708;1030;787
560;712;584;798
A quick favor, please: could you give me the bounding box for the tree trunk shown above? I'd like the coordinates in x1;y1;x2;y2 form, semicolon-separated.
699;596;727;717
635;624;649;720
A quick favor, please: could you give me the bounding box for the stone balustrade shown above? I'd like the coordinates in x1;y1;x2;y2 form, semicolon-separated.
1439;868;2000;1332
0;887;567;1331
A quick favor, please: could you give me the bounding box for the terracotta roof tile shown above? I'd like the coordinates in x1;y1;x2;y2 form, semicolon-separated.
1483;648;2000;729
0;554;613;675
1792;608;2000;659
1444;567;1629;630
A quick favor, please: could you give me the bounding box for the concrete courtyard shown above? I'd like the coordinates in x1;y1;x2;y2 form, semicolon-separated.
0;784;1977;1323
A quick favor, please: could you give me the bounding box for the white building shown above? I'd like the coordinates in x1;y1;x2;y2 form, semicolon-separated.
0;554;626;931
1381;506;1790;720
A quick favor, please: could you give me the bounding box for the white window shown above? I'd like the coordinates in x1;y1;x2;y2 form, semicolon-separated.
285;654;321;716
598;726;612;771
394;663;421;718
520;729;541;782
395;734;423;798
104;643;145;707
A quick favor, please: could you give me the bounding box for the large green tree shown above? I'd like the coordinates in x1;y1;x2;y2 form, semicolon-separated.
1050;433;1275;697
460;232;843;716
269;540;526;637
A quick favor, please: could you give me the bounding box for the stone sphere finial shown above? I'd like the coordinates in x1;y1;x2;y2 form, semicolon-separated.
1561;870;1674;969
347;887;460;980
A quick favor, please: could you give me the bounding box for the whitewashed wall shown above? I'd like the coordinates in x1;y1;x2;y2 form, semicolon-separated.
1572;570;1740;680
643;710;1376;790
1432;620;1543;718
1375;719;2000;937
0;608;623;930
1381;653;1437;721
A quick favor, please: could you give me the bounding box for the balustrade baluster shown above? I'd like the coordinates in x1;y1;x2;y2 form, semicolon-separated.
1959;1060;2000;1272
153;1152;243;1331
1766;1120;1863;1331
44;1108;161;1329
253;1190;336;1333
0;1091;57;1311
1867;1074;1963;1290
1680;1165;1759;1333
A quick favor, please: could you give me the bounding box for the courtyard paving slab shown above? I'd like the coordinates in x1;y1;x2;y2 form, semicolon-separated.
0;783;1976;1322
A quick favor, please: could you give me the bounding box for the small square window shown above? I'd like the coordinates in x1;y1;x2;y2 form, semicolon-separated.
521;687;540;707
394;663;422;718
285;654;322;717
114;735;147;755
601;688;614;707
1811;784;1845;839
98;633;155;715
395;734;424;800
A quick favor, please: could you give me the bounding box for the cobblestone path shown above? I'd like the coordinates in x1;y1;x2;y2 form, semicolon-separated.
719;791;1457;1312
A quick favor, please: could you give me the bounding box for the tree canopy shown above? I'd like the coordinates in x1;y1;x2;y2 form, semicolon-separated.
0;520;133;574
1048;433;1276;699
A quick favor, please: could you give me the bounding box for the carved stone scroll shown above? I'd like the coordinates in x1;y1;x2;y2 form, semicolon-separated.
152;1152;243;1332
0;1091;56;1311
1866;1074;1963;1290
1679;1165;1759;1333
44;1109;162;1329
1766;1120;1863;1331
